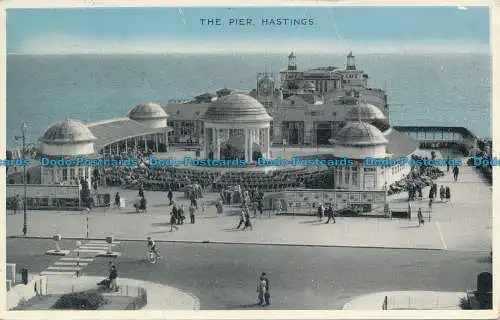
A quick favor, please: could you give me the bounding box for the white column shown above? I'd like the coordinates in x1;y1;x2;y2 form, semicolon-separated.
144;135;147;151
155;135;159;152
215;129;221;160
248;128;253;163
263;127;270;158
116;143;119;154
125;139;128;153
244;129;249;162
211;128;216;158
205;128;209;158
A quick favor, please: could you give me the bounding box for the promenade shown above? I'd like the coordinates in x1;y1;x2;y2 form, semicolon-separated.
6;164;491;252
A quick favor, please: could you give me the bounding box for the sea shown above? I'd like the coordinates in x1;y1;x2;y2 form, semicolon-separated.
6;53;491;149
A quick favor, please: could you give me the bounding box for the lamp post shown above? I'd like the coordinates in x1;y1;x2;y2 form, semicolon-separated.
15;123;28;236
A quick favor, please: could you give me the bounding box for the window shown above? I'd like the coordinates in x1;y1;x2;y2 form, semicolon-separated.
70;168;75;179
62;169;68;181
352;167;359;187
364;167;376;172
332;112;337;117
311;111;317;116
345;169;350;185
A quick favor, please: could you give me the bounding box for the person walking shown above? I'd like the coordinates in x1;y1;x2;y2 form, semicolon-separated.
236;211;246;229
433;183;438;199
243;211;253;231
258;200;263;217
114;192;121;209
453;166;459;181
317;203;324;221
261;272;270;306
109;265;118;292
189;204;196;224
178;204;186;225
167;189;173;205
172;203;178;223
325;204;336;224
417;208;424;226
445;186;451;201
439;185;445;202
170;211;178;232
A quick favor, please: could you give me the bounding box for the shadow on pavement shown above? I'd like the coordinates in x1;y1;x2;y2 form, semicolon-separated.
151;222;171;227
222;228;241;232
400;225;421;229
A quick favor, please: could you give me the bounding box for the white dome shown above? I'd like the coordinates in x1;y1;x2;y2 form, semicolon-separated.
128;102;168;120
40;119;96;145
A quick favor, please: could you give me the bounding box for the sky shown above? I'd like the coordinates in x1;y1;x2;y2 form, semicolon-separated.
6;7;490;54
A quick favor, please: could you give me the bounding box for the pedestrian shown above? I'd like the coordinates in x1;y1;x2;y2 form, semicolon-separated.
317;203;324;221
428;198;433;212
189;204;196;224
258;200;263;217
428;186;434;202
236;211;246;229
433;183;438;199
446;158;450;172
261;272;270;306
114;192;121;209
167;189;173;205
172;203;178;222
417;208;424;226
325;204;336;224
453;166;459;181
243;211;253;231
109;265;118;292
439;185;445;202
179;204;186;224
170;211;178;232
446;186;451;201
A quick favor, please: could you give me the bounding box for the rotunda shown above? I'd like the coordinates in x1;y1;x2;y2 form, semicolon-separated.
201;93;272;162
39;119;97;186
329;121;390;190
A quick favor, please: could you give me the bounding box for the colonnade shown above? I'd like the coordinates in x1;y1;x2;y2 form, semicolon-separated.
204;126;270;161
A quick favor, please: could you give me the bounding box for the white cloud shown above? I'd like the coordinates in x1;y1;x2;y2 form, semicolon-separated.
10;34;490;55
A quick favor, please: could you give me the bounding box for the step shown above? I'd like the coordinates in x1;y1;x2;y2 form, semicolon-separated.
74;249;107;254
53;261;89;267
79;245;110;250
47;266;81;271
40;271;76;276
86;241;121;245
59;257;94;262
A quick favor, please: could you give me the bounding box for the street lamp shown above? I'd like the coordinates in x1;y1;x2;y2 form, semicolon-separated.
15;122;28;236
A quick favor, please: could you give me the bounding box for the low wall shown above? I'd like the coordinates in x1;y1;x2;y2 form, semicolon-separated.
6;275;47;310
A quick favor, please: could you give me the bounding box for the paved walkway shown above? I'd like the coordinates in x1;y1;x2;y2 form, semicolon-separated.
43;275;200;310
7;163;491;251
342;291;465;310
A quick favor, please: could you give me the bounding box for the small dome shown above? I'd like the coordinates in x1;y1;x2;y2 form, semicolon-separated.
128;102;168;120
203;93;272;122
41;119;96;144
332;121;388;146
346;103;387;121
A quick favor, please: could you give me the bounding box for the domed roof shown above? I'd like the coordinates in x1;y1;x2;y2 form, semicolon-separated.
128;102;168;120
346;103;387;121
202;93;272;122
331;121;388;146
41;119;96;144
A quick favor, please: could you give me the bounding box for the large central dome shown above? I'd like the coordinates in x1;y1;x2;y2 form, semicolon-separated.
332;121;388;146
345;103;387;121
202;93;272;122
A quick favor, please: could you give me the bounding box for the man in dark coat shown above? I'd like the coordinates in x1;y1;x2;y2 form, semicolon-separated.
167;189;173;205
